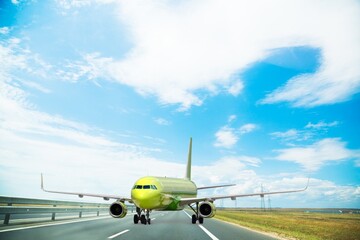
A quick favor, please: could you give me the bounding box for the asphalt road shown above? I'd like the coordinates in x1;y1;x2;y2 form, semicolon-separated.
0;211;279;240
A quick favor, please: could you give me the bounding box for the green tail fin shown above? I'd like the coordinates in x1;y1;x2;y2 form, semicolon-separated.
186;138;192;180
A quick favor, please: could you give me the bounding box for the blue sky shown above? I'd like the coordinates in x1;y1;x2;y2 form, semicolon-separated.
1;0;359;208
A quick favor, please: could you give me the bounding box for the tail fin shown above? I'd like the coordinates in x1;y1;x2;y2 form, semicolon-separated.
185;138;192;180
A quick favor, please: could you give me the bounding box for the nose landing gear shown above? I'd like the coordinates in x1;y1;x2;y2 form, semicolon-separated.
133;207;151;225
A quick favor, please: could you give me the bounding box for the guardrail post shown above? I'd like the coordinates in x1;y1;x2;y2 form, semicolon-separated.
97;205;100;216
79;205;82;218
4;203;12;224
51;205;56;221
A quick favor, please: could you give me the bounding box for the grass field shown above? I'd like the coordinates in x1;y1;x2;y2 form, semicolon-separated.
214;209;360;240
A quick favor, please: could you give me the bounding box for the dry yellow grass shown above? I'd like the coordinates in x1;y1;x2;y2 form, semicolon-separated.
215;209;360;240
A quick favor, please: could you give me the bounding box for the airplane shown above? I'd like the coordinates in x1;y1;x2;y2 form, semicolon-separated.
41;138;308;225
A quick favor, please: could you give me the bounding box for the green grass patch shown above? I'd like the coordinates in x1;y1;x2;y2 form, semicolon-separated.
214;209;360;240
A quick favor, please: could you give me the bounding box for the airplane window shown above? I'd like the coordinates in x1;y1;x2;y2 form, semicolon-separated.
151;185;157;190
133;185;137;189
136;185;142;189
143;185;150;189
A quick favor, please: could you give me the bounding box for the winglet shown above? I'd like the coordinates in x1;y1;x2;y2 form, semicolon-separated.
185;138;192;180
41;173;44;190
304;178;310;191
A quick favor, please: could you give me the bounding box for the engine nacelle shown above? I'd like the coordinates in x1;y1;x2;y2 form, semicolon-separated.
199;201;216;218
109;201;127;218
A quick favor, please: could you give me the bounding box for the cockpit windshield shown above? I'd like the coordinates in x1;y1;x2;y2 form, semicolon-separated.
133;185;157;190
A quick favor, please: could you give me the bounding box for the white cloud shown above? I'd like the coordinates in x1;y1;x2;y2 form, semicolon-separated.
239;123;257;134
305;121;339;129
0;82;177;200
214;116;257;148
52;0;360;110
193;156;261;191
270;129;312;143
271;129;298;139
230;156;261;168
195;173;360;208
271;121;340;145
228;115;236;123
0;27;10;35
56;0;116;9
273;138;360;171
154;117;171;126
227;80;244;96
256;177;359;207
0;81;358;206
55;52;113;83
0;40;27;77
355;160;360;168
214;126;238;148
0;43;168;199
91;0;360;110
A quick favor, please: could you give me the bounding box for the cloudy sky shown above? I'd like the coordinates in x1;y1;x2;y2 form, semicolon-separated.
1;0;359;208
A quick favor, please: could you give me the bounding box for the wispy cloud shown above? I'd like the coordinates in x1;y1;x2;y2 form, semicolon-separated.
227;80;244;96
273;138;360;171
356;160;360;168
271;129;299;139
305;121;339;129
11;0;20;5
271;121;340;144
0;27;10;35
55;52;113;83
239;124;257;134
154;118;171;126
228;115;237;123
270;129;312;143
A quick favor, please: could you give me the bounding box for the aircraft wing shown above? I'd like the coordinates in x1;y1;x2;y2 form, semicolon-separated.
197;183;236;190
180;179;309;206
41;174;132;202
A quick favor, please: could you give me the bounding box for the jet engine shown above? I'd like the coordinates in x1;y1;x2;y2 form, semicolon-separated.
109;201;128;218
199;201;216;218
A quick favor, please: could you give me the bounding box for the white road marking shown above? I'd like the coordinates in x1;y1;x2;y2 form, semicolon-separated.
198;225;220;240
183;211;219;240
151;218;156;220
0;216;109;233
108;229;130;239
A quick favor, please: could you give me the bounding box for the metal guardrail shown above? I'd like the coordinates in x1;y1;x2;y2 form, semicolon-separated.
0;196;132;225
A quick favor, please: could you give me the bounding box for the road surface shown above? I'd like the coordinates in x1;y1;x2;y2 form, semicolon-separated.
0;211;279;240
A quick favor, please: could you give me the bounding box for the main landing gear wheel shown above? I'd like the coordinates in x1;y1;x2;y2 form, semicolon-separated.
191;214;197;224
189;202;204;224
140;214;147;225
191;214;204;224
133;214;139;224
145;209;151;225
